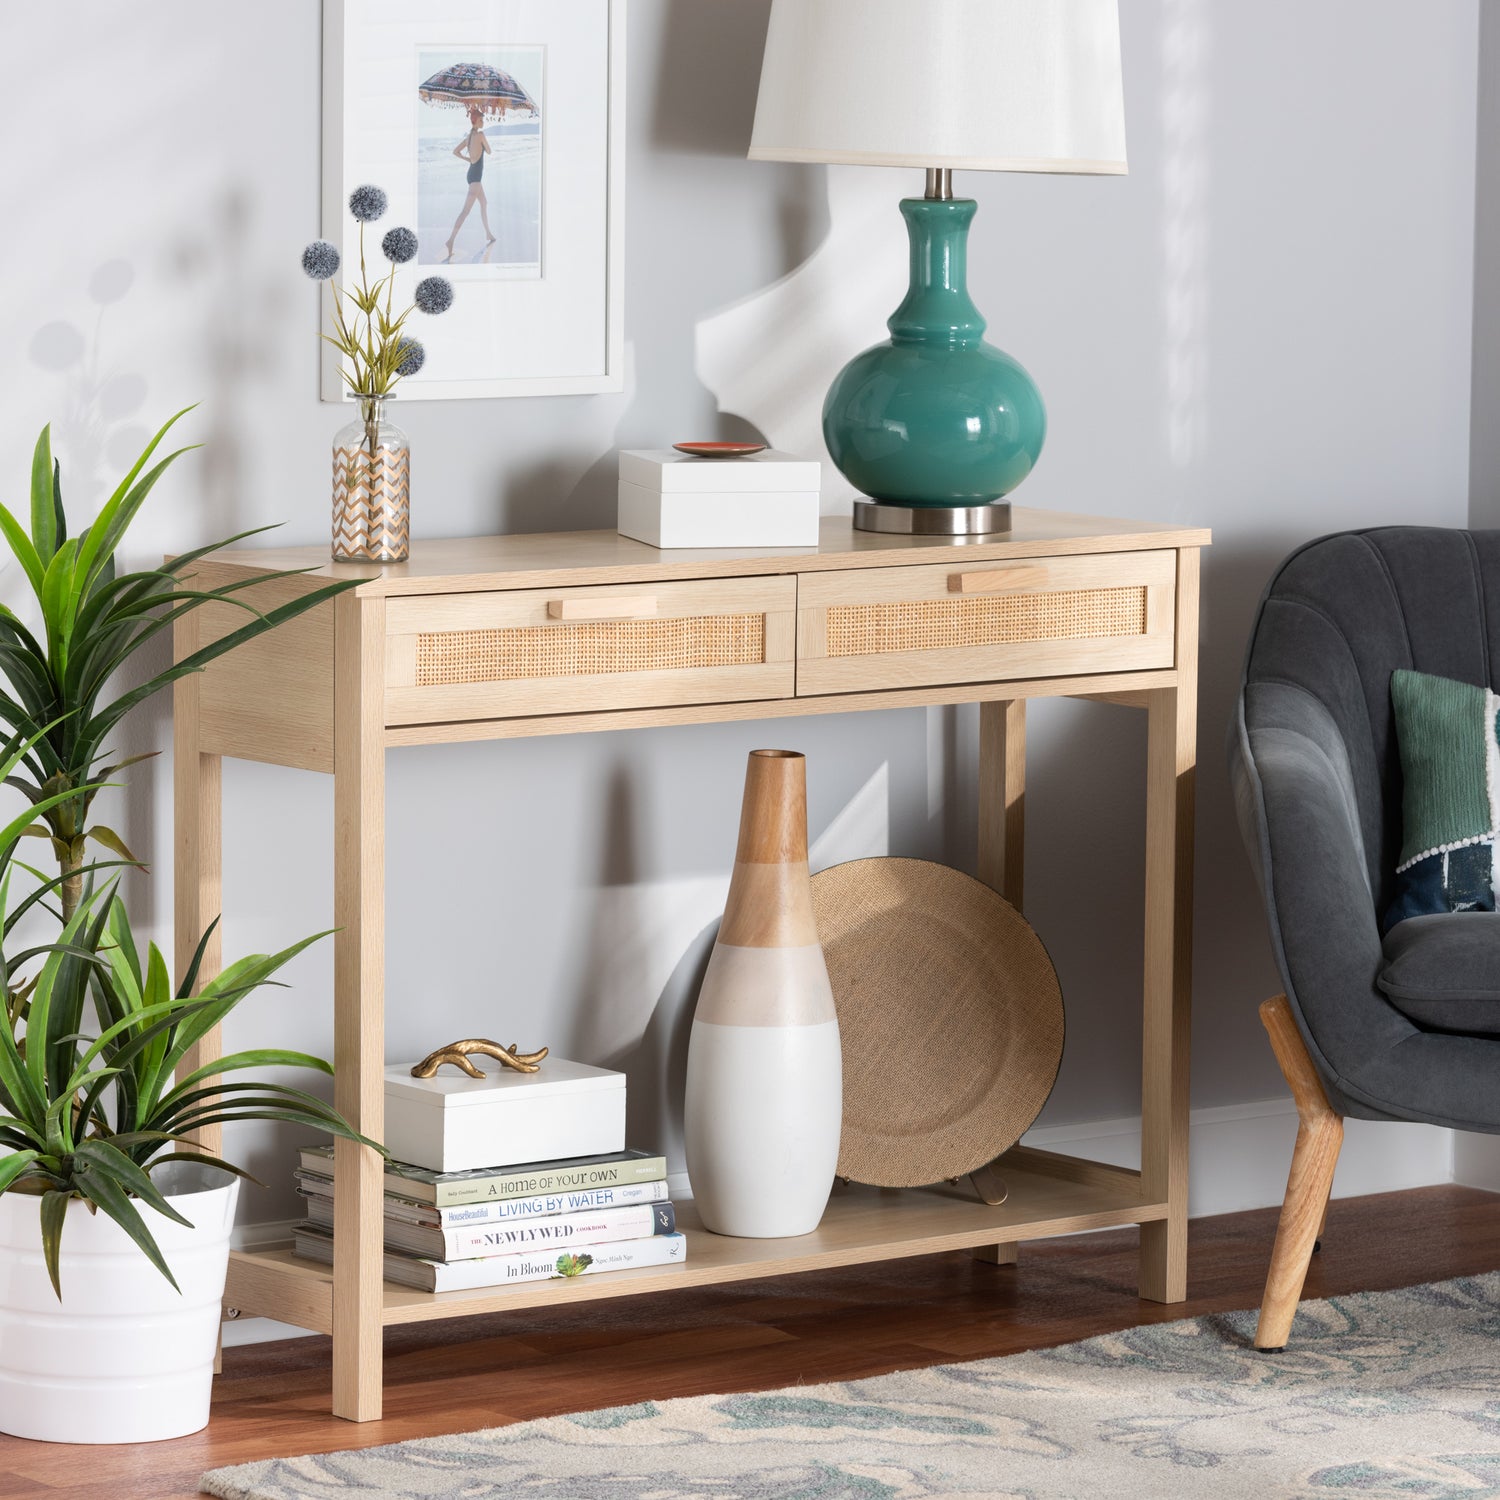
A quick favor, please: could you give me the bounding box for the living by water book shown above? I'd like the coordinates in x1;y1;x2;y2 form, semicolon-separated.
293;1222;689;1293
297;1144;667;1207
295;1170;671;1229
302;1197;676;1261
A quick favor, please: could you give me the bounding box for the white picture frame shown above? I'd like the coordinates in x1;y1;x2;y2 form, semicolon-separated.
321;0;626;401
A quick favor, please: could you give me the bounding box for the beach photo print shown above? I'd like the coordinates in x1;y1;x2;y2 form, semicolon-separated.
324;0;622;399
416;48;544;272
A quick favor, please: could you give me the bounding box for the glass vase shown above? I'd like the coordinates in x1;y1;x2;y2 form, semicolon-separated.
332;393;409;563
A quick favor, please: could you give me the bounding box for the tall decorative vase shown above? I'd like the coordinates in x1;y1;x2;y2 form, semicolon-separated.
685;750;842;1238
332;393;410;563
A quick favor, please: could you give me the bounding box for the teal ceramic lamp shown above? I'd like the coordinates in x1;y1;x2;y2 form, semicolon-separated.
748;0;1127;535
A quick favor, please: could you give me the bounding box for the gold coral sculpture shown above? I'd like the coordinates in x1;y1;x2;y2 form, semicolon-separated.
410;1039;550;1079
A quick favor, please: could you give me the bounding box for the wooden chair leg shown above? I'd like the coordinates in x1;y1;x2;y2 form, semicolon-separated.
1314;1187;1331;1252
1255;995;1343;1351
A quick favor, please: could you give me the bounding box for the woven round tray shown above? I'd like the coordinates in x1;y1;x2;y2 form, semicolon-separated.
810;857;1064;1188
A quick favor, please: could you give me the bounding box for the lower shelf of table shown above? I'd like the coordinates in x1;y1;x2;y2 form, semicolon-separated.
224;1147;1166;1335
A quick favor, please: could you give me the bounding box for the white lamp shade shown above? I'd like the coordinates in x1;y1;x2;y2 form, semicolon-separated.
749;0;1127;175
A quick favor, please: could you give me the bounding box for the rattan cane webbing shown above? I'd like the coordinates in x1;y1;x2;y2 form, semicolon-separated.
810;857;1064;1188
825;586;1146;658
415;613;766;685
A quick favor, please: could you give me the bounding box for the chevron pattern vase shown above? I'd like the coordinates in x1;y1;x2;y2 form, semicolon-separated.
332;395;410;563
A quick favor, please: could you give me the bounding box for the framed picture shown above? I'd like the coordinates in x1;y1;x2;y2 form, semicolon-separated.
321;0;625;401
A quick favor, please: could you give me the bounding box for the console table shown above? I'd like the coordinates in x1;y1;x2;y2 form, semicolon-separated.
174;509;1208;1421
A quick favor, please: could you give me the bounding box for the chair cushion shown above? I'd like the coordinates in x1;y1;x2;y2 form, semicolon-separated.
1378;912;1500;1033
1384;668;1500;931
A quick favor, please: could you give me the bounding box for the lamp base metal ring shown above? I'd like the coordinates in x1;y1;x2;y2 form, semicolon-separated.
852;500;1013;536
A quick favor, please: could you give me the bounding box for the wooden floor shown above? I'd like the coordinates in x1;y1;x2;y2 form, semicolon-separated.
3;1184;1497;1498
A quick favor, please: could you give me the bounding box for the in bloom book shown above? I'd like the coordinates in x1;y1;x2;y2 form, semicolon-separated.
292;1223;688;1293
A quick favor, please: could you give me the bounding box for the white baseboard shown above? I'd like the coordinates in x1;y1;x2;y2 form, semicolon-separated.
221;1099;1459;1348
1023;1098;1454;1220
221;1217;324;1348
1453;1132;1500;1192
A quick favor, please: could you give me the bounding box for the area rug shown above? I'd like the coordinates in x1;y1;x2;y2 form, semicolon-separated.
200;1272;1500;1500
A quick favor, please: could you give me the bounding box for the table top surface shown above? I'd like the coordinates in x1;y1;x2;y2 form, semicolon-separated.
201;510;1211;597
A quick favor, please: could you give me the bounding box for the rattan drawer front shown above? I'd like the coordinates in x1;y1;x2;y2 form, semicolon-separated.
796;551;1177;696
385;577;796;726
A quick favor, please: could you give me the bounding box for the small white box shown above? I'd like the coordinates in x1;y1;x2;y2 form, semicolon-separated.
384;1058;626;1173
619;447;821;494
618;481;821;548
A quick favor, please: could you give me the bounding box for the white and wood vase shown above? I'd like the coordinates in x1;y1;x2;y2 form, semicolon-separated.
685;749;841;1237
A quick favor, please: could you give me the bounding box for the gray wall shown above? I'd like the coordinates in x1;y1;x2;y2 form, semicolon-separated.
0;0;1480;1227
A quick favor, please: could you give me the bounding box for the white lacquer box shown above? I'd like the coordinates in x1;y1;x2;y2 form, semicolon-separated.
617;448;821;548
383;1058;626;1173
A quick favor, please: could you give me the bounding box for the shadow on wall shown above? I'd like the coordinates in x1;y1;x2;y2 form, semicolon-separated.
649;0;828;280
502;0;831;534
649;0;770;156
170;186;292;545
612;920;716;1171
28;261;151;525
19;187;292;933
26;258;165;925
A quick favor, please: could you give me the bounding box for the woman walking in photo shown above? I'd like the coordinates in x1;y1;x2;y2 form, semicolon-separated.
445;105;494;257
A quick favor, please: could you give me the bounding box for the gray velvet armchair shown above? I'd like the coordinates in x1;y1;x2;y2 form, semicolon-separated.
1232;526;1500;1349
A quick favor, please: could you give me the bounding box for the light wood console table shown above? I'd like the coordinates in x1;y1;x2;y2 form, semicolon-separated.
173;509;1208;1421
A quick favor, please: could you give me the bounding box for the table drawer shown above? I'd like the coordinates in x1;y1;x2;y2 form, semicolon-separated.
796;551;1177;696
384;576;797;726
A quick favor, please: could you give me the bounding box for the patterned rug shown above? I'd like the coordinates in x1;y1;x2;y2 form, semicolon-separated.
200;1273;1500;1500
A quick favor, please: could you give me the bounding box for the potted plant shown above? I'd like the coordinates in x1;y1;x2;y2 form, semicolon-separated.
0;416;379;1443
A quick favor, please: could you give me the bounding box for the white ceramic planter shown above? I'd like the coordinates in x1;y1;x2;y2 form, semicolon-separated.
0;1160;239;1444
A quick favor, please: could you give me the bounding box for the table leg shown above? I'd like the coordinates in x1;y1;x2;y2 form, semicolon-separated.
977;698;1025;908
173;613;223;1154
975;698;1025;1265
1139;549;1199;1303
332;595;387;1421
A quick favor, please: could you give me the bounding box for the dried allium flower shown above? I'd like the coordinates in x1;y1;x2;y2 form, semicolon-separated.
348;184;388;222
413;276;454;315
301;240;341;280
394;337;425;377
381;226;418;264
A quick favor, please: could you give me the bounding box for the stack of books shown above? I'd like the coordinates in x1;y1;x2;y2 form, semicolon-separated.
292;1145;687;1292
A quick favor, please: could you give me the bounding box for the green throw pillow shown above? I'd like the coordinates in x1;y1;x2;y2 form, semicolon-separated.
1385;667;1500;930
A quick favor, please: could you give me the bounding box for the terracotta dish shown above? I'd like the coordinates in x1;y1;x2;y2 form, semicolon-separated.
672;441;768;458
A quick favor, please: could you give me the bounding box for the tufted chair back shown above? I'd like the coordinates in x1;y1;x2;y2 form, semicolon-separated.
1233;528;1500;1131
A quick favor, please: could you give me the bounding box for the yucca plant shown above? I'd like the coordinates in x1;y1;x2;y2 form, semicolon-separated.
0;869;379;1295
0;410;356;919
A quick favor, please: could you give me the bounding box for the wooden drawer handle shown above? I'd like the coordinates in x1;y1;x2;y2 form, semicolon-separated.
948;565;1049;595
547;596;658;622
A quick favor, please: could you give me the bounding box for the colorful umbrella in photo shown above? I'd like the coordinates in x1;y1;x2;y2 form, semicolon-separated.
418;62;538;119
